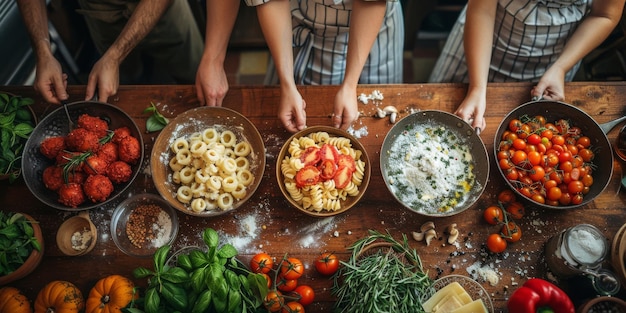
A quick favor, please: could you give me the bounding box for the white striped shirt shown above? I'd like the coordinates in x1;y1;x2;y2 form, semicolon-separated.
429;0;591;83
245;0;404;85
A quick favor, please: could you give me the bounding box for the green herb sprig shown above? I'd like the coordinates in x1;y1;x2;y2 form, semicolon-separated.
143;102;169;133
0;212;41;276
0;93;35;182
331;230;433;313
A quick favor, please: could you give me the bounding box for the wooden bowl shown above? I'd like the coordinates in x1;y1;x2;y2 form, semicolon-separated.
611;222;626;286
577;296;626;313
151;106;266;217
276;126;371;217
0;213;44;285
56;211;97;256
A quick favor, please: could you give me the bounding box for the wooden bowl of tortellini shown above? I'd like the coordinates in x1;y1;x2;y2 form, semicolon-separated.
276;126;371;217
151;106;266;217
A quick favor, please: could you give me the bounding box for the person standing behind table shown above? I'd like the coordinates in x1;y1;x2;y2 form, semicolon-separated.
17;0;203;104
428;0;625;133
194;0;404;133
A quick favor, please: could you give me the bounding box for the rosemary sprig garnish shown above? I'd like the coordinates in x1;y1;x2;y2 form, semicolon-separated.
99;130;114;145
331;230;433;313
62;151;91;183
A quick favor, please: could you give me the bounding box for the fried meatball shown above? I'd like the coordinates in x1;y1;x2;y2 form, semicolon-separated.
66;171;87;185
97;142;118;164
66;128;100;152
112;126;131;145
39;136;66;159
42;166;64;191
58;183;85;207
77;114;109;138
82;155;108;175
118;136;141;164
83;174;114;203
106;161;133;184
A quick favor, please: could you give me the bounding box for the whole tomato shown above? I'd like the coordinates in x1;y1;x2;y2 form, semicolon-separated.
293;285;315;306
483;206;504;225
277;278;298;292
315;252;339;276
264;290;284;312
280;257;304;280
486;233;507;253
282;301;305;313
251;252;274;274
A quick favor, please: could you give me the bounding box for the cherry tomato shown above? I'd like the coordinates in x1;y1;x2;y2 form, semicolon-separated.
282;301;305;313
501;221;522;243
265;290;284;312
546;186;563;202
511;150;528;166
509;119;522;132
277;278;298;292
497;189;517;205
529;165;546;182
512;138;527;150
527;151;541;166
577;136;591;148
280;257;304;280
526;133;541;145
568;180;584;194
251;252;274;274
261;273;272;288
483;206;504;225
293;285;315;306
506;202;525;219
579;148;594;162
486;233;507;253
315;252;339;276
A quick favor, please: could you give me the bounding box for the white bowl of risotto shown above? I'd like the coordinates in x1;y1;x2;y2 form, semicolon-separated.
151;106;266;217
276;126;371;217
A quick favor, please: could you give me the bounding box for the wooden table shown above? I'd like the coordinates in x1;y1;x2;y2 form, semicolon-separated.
3;82;626;312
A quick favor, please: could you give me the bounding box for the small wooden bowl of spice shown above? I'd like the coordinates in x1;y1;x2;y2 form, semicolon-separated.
111;193;179;257
56;211;97;256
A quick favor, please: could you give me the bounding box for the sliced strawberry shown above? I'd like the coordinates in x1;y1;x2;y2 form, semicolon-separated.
333;166;353;189
300;146;321;166
337;154;357;173
319;159;337;181
295;165;321;188
319;144;339;163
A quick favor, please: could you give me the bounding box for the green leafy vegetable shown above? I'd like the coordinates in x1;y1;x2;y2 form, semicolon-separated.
0;93;35;183
0;212;41;276
143;102;169;133
131;228;267;313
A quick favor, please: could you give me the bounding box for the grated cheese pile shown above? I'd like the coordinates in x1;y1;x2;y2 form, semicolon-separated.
385;124;476;214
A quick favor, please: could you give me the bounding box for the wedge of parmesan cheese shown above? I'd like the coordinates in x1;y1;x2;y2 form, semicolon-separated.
422;281;488;313
451;299;488;313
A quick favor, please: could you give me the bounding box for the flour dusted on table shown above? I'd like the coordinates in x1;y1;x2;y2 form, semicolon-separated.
385;123;476;214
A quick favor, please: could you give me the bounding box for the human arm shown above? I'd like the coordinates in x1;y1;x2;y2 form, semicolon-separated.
531;0;625;101
333;0;386;129
86;0;173;102
195;0;240;106
454;0;497;133
256;0;307;133
16;0;68;104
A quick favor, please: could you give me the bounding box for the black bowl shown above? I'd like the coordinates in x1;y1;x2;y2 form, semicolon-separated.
22;101;144;211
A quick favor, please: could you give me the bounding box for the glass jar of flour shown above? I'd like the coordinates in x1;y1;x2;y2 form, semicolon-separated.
545;224;608;278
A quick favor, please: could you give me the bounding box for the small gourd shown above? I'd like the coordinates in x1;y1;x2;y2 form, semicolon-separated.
85;275;137;313
34;281;84;313
0;287;32;313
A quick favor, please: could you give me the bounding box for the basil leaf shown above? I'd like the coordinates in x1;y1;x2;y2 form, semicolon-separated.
145;287;161;313
202;228;219;250
161;266;189;284
133;267;155;278
217;244;238;260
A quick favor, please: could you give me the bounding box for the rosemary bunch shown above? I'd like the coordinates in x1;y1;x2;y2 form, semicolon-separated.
331;230;434;313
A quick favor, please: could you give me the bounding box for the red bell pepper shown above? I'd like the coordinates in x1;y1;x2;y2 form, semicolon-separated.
507;278;574;313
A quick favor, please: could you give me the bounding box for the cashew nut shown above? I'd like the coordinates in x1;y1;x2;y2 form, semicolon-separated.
445;223;459;244
389;112;397;124
424;229;437;246
413;221;437;246
375;108;387;118
382;106;398;114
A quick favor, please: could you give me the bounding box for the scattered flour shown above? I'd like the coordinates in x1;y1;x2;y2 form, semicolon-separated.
467;261;501;286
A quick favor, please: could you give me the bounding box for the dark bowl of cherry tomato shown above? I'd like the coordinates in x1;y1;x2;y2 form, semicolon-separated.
494;100;616;210
276;126;371;217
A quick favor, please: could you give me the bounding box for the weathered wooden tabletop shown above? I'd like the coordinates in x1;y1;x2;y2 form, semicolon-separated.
2;82;626;312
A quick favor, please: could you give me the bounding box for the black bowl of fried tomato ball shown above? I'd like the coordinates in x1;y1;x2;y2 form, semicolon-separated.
22;101;144;211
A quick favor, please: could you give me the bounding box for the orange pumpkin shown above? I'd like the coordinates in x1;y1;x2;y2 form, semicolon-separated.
0;287;32;313
85;275;137;313
34;281;84;313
